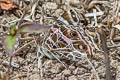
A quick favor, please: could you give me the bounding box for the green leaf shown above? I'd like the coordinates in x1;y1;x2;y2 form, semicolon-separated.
9;25;18;36
0;72;2;80
2;35;17;56
2;25;18;56
2;24;51;56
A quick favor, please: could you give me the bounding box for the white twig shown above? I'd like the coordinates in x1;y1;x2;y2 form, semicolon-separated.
85;9;104;26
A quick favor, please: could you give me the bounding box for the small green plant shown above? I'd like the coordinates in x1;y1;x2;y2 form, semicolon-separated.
0;71;2;80
2;24;51;56
0;72;9;80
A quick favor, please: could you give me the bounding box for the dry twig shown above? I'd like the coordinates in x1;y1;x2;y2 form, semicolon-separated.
97;27;113;80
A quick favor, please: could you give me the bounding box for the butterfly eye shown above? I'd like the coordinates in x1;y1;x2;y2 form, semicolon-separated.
71;31;78;37
70;9;72;12
82;45;87;50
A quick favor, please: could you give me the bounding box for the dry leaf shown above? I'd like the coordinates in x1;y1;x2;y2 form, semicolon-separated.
0;0;18;10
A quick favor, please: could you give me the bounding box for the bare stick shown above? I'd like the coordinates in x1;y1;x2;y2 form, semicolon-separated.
97;27;113;80
7;56;12;75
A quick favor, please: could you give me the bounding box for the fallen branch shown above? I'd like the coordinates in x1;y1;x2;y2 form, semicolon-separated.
97;27;113;80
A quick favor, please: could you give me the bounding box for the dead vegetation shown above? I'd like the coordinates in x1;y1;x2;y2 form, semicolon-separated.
0;0;120;80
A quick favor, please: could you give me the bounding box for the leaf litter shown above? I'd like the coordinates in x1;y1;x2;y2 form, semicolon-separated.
1;0;120;80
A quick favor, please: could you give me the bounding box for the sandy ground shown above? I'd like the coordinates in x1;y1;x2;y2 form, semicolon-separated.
0;0;120;80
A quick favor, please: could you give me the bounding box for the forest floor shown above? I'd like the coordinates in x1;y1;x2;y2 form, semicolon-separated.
0;0;120;80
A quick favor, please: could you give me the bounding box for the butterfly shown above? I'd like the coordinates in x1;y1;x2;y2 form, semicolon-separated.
37;8;95;60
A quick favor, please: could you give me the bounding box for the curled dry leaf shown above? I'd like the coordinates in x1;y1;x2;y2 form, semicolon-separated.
0;0;18;10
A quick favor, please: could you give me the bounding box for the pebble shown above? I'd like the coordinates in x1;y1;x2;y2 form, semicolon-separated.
116;65;120;79
0;27;3;33
50;68;60;74
50;63;62;74
69;65;75;70
63;69;71;76
29;74;40;80
55;0;65;5
53;77;59;80
66;0;80;6
69;75;78;80
42;2;58;10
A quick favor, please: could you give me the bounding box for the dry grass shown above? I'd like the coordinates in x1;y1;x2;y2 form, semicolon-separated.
0;0;120;80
